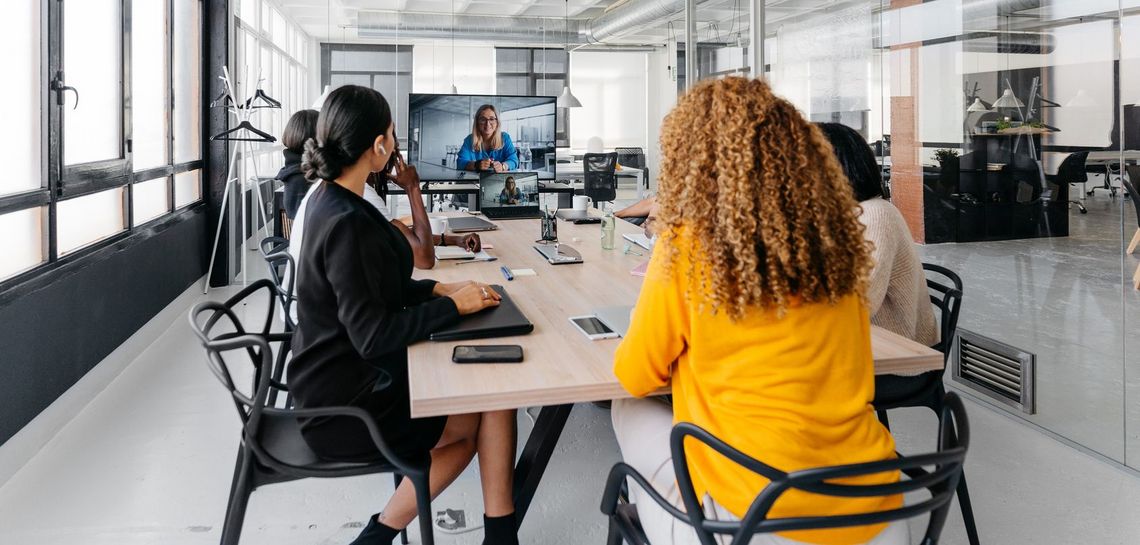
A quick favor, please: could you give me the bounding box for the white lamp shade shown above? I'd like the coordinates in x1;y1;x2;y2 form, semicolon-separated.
557;85;582;108
1066;89;1097;108
992;89;1024;108
312;85;331;109
966;98;992;113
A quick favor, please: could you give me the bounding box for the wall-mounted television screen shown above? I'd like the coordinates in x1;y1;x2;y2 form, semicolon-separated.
407;94;557;181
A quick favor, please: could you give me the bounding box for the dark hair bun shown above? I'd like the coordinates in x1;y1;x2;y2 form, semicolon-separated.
301;138;345;181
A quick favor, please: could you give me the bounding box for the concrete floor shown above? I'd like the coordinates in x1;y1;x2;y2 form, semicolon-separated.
3;191;1140;544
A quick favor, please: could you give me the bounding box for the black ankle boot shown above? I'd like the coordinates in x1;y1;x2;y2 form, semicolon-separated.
348;513;401;545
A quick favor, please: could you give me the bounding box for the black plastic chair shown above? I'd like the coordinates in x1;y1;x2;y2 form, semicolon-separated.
584;152;619;206
188;280;435;545
601;393;970;545
873;264;978;545
1046;151;1089;214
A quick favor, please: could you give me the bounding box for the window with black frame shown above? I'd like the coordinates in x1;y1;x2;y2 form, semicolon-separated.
495;48;569;147
0;0;204;286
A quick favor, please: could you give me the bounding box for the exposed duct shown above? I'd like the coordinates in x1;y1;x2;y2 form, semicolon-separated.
356;0;718;45
357;11;584;43
961;31;1055;55
961;0;1043;22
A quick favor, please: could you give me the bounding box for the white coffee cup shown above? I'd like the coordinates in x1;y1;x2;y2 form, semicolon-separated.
429;216;448;235
572;195;590;211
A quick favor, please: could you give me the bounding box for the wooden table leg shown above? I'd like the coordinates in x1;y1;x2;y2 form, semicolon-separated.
512;403;574;527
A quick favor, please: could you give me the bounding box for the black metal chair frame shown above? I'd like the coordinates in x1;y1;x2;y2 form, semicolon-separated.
614;146;649;192
873;263;979;545
1046;151;1089;214
601;393;970;545
584;152;619;206
189;280;435;545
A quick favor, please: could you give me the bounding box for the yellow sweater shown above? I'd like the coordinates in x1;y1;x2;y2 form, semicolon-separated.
613;231;901;545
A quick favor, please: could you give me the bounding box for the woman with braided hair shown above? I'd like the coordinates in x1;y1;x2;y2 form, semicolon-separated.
611;77;908;545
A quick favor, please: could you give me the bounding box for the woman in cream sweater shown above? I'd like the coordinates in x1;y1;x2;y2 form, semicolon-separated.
817;123;938;348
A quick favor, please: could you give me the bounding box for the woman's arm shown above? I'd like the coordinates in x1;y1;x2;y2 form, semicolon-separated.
860;204;896;315
615;196;656;219
501;134;518;170
390;157;435;268
323;214;459;359
613;240;689;396
457;136;477;171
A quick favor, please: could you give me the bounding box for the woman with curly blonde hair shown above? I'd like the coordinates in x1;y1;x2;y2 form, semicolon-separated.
612;77;908;545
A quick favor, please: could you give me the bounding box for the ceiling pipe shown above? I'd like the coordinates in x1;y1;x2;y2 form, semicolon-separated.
356;0;720;45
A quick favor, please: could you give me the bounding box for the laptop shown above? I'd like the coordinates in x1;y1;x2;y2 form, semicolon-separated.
555;209;601;224
448;215;498;233
479;172;543;220
593;305;634;337
429;285;535;341
533;243;583;265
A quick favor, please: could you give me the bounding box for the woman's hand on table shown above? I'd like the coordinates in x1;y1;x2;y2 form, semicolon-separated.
447;282;502;315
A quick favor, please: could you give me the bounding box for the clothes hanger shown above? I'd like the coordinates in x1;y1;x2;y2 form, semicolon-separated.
245;88;282;109
210;120;277;142
210;90;238;109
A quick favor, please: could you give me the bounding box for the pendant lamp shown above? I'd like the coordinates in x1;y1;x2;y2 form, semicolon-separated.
556;0;581;108
993;88;1024;108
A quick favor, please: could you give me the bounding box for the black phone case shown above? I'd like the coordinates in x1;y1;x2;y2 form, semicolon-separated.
452;345;524;364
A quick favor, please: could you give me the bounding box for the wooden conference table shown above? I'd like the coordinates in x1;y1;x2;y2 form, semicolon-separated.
407;213;944;525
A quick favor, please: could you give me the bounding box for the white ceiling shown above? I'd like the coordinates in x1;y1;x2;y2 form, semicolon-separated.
273;0;835;45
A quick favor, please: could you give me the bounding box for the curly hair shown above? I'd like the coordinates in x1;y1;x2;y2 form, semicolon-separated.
655;77;872;319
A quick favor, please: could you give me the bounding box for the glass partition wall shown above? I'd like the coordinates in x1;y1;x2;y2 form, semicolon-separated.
762;0;1137;468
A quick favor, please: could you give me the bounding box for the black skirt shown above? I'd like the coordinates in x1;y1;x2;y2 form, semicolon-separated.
301;380;447;464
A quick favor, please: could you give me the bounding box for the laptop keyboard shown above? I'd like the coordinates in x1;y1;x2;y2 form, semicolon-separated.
484;207;540;219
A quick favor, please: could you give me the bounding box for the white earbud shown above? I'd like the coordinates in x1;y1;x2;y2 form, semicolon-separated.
378;145;388;156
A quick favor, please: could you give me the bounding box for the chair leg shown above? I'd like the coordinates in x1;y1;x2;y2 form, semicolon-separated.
393;474;409;545
411;473;435;545
876;409;890;430
1133;263;1140;290
956;471;982;545
606;515;624;545
1129;228;1140;255
220;449;256;545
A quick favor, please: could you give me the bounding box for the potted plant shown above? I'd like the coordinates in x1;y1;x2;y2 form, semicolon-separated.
933;148;960;166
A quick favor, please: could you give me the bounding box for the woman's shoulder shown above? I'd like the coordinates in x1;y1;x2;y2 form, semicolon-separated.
460;134;475;147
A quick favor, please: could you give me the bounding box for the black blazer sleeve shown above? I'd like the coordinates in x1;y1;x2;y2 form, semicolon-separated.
323;213;459;359
407;278;440;305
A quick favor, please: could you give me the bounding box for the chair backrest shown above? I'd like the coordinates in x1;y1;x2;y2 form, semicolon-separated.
668;393;970;545
583;152;618;203
188;280;288;430
922;263;964;362
1125;166;1140;229
188;279;419;477
1055;152;1089;185
258;236;297;330
614;147;646;169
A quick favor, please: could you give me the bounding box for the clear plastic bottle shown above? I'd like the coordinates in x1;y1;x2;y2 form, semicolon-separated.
601;203;616;250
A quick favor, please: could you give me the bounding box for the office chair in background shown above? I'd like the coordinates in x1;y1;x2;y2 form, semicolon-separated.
583;152;618;207
1046;152;1089;214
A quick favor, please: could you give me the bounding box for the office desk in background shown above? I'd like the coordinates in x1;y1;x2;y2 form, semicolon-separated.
407;213;944;524
555;162;646;199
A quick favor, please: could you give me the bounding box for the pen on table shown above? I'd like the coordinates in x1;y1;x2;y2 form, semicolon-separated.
500;265;514;281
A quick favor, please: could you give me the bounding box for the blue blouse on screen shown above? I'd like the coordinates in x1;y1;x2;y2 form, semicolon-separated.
456;133;518;171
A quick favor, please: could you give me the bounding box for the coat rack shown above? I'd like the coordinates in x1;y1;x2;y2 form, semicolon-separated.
204;65;282;292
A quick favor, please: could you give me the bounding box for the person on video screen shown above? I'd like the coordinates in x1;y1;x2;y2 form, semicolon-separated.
498;176;523;205
458;104;519;173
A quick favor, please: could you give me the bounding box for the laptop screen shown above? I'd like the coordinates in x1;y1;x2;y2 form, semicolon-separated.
480;172;539;209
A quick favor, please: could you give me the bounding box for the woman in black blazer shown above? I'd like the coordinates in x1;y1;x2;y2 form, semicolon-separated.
275;109;318;219
291;86;519;545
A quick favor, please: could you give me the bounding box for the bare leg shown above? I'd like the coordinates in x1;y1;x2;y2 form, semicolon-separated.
377;413;481;529
476;410;518;517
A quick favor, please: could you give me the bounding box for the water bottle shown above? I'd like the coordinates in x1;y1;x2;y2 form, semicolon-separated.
601;204;616;250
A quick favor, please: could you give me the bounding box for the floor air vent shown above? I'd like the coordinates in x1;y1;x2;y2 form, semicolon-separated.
951;329;1036;414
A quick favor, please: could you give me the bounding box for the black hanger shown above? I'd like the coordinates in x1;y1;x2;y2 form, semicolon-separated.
245;88;282;110
211;120;277;142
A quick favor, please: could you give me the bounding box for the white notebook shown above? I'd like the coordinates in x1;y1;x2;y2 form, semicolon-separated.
435;246;476;260
622;233;654;252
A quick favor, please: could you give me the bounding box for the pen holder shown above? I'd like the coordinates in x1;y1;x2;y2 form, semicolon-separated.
540;210;558;242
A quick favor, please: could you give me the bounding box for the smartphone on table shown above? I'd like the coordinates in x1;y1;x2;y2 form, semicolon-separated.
452;345;524;364
568;315;619;340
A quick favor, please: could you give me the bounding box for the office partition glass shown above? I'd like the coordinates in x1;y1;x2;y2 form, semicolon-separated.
765;0;1133;465
568;51;648;150
1;0;41;197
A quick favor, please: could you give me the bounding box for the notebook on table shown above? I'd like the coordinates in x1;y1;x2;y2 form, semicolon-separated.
429;285;534;341
435;245;476;260
479;172;543;220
